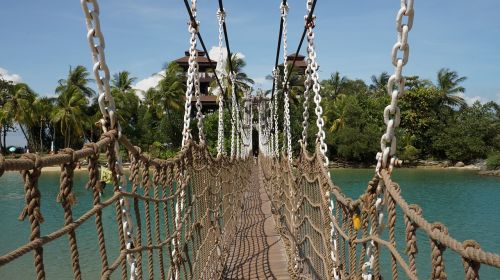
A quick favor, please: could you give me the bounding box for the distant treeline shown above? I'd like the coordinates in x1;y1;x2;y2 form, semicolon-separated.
0;60;498;167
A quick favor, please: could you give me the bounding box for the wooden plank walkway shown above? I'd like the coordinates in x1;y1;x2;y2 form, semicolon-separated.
223;164;290;280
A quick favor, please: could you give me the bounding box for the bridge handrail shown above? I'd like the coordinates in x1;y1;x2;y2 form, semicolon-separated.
0;130;251;279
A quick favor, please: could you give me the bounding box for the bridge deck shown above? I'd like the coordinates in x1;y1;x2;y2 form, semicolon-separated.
223;164;290;279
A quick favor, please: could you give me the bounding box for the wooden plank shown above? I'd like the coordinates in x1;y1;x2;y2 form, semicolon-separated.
223;165;290;280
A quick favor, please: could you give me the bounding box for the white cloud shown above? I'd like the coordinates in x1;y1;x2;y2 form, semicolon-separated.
0;67;23;84
208;46;245;75
497;92;500;103
457;92;482;105
132;71;163;99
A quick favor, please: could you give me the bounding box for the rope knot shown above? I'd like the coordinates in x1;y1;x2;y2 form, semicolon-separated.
84;142;100;158
18;154;44;223
57;149;77;206
216;9;225;21
304;15;316;29
280;2;289;16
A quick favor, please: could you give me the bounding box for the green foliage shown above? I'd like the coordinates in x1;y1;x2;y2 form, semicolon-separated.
432;101;499;162
2;60;498;168
486;153;500;170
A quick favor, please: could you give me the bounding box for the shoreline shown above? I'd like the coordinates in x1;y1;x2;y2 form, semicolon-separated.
3;162;498;177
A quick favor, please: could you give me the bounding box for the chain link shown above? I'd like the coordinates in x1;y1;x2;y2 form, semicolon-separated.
80;1;137;279
272;68;280;158
216;9;226;157
230;74;237;159
268;95;275;156
181;15;199;147
280;2;292;163
236;101;241;159
301;38;313;147
376;0;414;175
305;3;328;167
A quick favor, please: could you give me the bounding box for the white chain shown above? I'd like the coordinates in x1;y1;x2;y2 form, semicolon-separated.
281;2;292;162
190;2;205;144
365;1;414;279
301;37;313;147
272;68;280;158
80;1;137;279
230;74;237;159
268;97;275;155
216;9;226;157
376;0;414;175
305;3;328;167
181;10;199;148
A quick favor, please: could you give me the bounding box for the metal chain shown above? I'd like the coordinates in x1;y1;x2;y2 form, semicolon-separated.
281;2;292;162
230;74;237;159
80;1;137;279
272;68;280;158
191;2;205;144
216;9;226;157
181;14;198;147
376;0;414;175
236;102;241;159
301;37;313;147
364;1;414;279
269;97;275;156
305;4;328;167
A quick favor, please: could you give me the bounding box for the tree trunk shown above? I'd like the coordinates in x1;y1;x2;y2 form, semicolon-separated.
2;127;7;152
39;120;43;153
19;124;30;150
0;126;3;153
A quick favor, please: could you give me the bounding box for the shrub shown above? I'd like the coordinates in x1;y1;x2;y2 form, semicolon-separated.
486;153;500;170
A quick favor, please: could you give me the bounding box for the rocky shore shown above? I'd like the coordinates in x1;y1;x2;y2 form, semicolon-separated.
328;159;500;177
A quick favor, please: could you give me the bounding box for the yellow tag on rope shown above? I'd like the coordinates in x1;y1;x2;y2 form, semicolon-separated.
353;213;361;231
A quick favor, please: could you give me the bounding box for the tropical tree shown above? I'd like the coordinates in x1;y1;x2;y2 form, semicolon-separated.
210;54;254;100
3;83;37;148
436;68;466;108
369;72;390;95
56;65;95;98
51;85;88;148
31;97;54;152
321;71;348;99
156;63;185;114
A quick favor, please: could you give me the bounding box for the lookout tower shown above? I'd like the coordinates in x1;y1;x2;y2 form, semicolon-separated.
174;49;218;112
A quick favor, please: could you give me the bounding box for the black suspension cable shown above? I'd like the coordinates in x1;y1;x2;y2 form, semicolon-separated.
218;0;234;76
270;0;286;100
182;0;226;99
273;0;318;96
182;0;248;139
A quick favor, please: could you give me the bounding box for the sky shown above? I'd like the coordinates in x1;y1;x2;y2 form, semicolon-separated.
1;0;500;146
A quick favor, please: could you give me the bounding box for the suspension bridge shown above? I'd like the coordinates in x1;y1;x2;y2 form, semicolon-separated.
1;0;499;279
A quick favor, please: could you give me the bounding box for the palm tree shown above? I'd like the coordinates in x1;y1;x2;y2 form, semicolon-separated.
436;68;466;108
369;72;390;95
156;63;185;115
111;71;140;122
325;94;350;133
322;71;348;99
51;85;88;147
210;54;254;101
56;65;95;98
3;83;37;148
112;71;136;92
31;97;54;152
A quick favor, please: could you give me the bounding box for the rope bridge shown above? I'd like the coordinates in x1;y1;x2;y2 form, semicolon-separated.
0;131;251;279
1;0;500;279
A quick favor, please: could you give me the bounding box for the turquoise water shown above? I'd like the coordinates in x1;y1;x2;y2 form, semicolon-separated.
331;168;500;279
0;169;499;279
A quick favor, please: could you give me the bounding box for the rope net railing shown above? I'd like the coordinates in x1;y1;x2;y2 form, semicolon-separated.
259;144;500;280
0;130;251;280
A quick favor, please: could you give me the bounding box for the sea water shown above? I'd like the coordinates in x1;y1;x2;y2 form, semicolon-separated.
0;169;499;279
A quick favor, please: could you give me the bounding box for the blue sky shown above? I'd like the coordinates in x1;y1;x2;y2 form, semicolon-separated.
1;0;500;145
